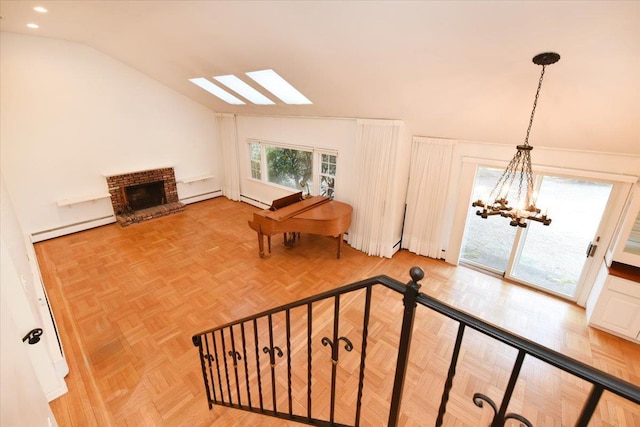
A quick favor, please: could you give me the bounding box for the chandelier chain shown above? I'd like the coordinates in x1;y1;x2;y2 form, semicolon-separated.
523;64;547;147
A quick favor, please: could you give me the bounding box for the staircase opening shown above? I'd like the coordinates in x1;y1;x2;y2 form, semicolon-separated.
191;267;640;426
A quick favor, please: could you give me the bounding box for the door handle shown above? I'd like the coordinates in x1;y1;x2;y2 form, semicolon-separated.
586;243;597;258
22;328;43;345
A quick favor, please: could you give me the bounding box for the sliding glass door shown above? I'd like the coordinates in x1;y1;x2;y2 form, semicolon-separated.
461;166;613;299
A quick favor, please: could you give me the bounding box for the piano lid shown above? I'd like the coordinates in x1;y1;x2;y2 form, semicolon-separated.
262;196;331;222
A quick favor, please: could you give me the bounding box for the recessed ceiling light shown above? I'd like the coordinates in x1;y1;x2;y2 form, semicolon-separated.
27;23;39;29
246;69;312;105
33;6;48;13
213;75;275;105
188;78;245;105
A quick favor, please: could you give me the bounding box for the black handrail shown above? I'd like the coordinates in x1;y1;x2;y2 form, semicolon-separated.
192;267;640;426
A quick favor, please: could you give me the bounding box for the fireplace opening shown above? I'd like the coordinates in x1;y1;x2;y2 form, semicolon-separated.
125;180;166;211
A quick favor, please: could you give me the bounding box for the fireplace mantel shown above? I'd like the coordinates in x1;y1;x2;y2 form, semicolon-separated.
104;166;175;179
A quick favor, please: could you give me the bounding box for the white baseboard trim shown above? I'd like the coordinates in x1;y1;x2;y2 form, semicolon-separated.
45;381;68;402
53;358;69;378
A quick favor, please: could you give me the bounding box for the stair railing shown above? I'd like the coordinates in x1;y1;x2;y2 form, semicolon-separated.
192;267;640;426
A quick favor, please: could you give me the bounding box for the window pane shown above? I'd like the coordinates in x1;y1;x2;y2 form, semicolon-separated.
266;146;313;191
319;153;337;198
249;143;262;179
511;177;612;296
250;143;261;161
251;162;261;179
320;176;335;198
461;167;517;272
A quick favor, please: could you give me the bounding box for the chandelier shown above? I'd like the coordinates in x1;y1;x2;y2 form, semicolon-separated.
472;52;559;227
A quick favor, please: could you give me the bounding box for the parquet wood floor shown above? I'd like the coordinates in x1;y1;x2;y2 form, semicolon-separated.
35;197;640;426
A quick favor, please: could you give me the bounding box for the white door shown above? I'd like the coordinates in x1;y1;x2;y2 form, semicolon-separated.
1;237;68;401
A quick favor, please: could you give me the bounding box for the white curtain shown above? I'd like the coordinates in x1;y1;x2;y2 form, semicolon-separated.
216;113;241;201
402;137;456;259
347;119;402;257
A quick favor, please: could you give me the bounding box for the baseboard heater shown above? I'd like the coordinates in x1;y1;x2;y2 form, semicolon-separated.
31;215;115;243
179;190;222;204
240;194;270;209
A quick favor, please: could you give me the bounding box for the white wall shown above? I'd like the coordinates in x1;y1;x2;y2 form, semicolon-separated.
0;33;220;238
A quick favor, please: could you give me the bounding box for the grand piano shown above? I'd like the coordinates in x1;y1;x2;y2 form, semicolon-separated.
248;192;352;259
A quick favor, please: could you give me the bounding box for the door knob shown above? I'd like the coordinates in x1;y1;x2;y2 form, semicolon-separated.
22;328;43;345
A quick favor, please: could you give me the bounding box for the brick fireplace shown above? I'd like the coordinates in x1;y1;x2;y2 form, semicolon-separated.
106;167;185;226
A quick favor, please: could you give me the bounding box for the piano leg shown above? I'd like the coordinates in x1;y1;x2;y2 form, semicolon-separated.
258;231;266;258
249;221;268;258
337;233;343;259
284;232;297;248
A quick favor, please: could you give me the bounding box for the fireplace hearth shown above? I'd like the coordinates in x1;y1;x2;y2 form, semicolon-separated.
106;167;184;226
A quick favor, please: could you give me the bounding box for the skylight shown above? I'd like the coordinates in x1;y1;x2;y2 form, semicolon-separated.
214;75;275;105
189;70;311;106
246;70;312;105
189;78;245;105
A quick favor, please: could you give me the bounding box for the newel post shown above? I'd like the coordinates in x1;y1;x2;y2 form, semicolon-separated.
387;267;424;427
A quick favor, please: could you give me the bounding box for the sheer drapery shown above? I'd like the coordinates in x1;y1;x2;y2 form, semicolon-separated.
216;113;241;201
347;119;402;257
402;137;456;259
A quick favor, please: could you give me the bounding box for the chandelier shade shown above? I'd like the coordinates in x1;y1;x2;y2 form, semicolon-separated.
472;52;559;227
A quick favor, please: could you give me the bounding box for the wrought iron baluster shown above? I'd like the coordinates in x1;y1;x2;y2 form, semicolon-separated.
229;326;242;406
240;322;252;409
203;333;218;404
435;323;465;426
320;294;355;425
286;308;293;417
576;384;604;427
253;318;264;411
307;302;313;420
212;330;224;404
192;335;213;409
355;285;372;427
472;349;532;427
330;294;340;425
267;314;277;412
220;328;233;405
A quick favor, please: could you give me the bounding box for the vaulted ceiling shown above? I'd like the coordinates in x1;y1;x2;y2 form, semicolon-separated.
1;1;639;154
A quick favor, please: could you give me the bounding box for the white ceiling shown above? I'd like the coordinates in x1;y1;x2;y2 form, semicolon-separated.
1;1;639;154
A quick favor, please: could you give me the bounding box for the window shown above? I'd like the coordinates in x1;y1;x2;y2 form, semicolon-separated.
248;141;338;197
319;153;337;198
